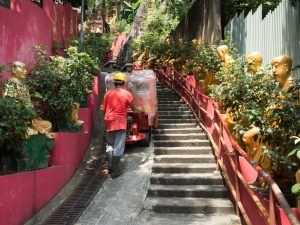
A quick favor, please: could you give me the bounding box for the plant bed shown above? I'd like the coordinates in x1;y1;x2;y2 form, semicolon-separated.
0;107;93;225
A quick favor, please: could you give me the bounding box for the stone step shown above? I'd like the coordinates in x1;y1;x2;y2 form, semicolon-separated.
158;100;183;104
157;123;199;129
145;213;241;225
150;173;223;185
153;133;207;141
153;139;211;147
152;163;217;173
157;91;176;94
145;197;235;214
158;119;195;124
148;185;229;198
158;103;187;107
157;107;189;112
157;96;180;100
158;115;195;120
154;155;215;164
157;103;189;109
157;94;178;98
154;146;212;155
153;128;202;134
157;111;193;116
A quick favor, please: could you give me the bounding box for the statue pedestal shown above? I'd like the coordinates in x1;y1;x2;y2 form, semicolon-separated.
1;134;52;172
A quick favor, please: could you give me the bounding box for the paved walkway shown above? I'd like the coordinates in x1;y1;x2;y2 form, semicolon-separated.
75;143;154;225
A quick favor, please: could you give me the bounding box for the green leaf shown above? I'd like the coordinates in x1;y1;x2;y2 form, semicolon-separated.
123;1;132;8
297;149;300;159
291;184;300;194
287;148;298;157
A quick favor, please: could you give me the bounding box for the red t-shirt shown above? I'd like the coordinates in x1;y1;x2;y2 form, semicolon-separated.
102;88;133;131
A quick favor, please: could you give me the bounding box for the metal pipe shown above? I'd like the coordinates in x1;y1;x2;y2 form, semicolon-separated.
80;0;85;46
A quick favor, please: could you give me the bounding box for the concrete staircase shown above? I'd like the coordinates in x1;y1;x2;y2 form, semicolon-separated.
143;84;241;225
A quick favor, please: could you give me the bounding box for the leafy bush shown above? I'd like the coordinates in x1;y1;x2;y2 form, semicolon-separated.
195;43;222;76
209;51;299;174
0;95;36;149
70;33;114;64
27;46;98;131
65;46;99;102
111;19;131;34
119;0;142;24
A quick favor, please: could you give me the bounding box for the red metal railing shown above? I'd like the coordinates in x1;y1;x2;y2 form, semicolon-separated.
156;68;300;225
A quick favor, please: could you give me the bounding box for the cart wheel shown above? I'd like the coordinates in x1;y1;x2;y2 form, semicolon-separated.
140;130;152;147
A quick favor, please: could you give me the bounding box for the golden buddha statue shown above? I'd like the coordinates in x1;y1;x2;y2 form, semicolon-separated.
243;55;296;171
246;51;263;75
271;55;295;92
272;55;300;186
216;45;236;122
192;39;202;53
138;47;149;67
4;61;54;139
216;45;234;68
202;45;234;93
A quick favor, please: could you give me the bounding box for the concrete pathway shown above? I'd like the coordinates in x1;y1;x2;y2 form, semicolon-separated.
75;143;154;225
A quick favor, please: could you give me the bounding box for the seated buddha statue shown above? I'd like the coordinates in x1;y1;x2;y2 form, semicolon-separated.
4;61;54;139
246;51;263;75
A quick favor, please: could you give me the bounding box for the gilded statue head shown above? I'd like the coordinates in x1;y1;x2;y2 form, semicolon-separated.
178;38;184;45
192;39;198;46
246;51;263;75
271;55;292;86
11;61;27;80
216;45;229;62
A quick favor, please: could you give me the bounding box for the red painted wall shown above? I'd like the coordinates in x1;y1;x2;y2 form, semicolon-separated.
0;0;78;80
0;0;52;79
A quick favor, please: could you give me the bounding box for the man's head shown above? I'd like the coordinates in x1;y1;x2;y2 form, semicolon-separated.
246;51;263;74
216;45;229;61
271;55;293;86
11;61;27;80
113;72;126;86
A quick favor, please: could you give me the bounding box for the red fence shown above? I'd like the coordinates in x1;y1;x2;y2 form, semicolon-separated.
156;68;300;225
0;0;78;80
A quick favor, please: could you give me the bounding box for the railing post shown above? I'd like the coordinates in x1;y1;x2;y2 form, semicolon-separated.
269;187;276;225
234;149;241;217
171;70;175;90
180;76;183;98
216;116;222;171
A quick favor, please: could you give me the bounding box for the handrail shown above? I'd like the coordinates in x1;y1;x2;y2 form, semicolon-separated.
155;67;300;225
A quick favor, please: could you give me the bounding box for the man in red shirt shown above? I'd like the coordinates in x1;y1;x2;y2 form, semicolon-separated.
102;72;142;178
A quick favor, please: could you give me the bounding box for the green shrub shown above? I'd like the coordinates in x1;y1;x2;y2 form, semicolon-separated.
27;46;98;131
70;33;114;64
0;95;36;149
